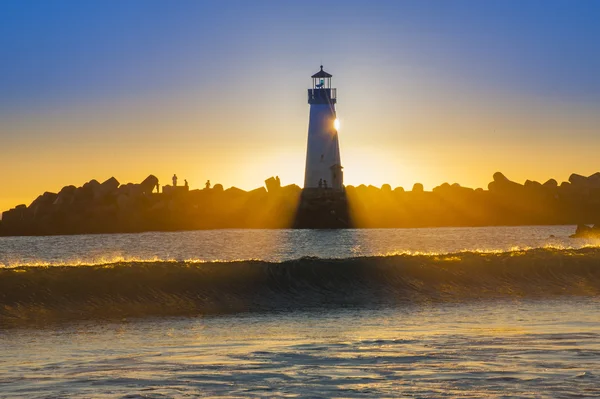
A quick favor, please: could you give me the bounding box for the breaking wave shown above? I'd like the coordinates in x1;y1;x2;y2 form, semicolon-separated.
2;247;600;323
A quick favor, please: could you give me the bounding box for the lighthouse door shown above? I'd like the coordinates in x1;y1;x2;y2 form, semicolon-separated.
330;164;343;190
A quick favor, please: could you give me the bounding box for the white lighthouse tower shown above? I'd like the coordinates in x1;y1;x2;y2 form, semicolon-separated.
304;66;343;190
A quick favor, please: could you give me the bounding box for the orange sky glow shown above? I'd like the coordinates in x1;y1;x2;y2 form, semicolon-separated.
1;2;599;213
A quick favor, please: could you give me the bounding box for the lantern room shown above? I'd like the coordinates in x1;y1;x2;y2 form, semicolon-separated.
308;65;336;105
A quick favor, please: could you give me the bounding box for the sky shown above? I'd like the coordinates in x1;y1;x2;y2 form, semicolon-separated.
1;0;599;211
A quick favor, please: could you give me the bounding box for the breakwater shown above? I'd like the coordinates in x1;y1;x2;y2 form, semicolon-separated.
2;171;600;235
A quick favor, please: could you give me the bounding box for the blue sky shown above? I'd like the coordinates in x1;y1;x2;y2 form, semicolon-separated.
2;1;598;110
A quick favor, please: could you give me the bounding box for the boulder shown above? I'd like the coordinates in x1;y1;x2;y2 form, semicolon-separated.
432;183;450;193
493;172;508;183
2;205;29;225
140;175;159;194
225;186;247;195
101;177;120;191
59;185;77;195
488;174;524;194
381;184;392;193
281;184;301;197
83;179;100;190
569;173;588;186
248;186;267;196
29;192;58;220
213;184;224;193
524;180;543;190
412;183;424;193
265;176;281;193
29;191;58;209
571;224;594;238
94;177;120;201
543;179;558;188
587;172;600;188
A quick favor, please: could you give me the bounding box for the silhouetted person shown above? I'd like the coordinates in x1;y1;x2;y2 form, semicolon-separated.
172;174;178;186
318;178;323;188
156;180;160;193
323;180;328;189
184;179;188;187
205;180;211;189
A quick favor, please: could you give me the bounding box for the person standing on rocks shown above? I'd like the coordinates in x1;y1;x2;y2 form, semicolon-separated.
172;174;178;187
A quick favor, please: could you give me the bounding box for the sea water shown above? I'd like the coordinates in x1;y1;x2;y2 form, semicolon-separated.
1;226;600;398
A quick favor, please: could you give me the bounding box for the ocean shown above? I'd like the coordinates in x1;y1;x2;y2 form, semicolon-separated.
1;226;600;398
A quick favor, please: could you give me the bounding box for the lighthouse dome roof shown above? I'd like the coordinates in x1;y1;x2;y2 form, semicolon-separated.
311;65;332;78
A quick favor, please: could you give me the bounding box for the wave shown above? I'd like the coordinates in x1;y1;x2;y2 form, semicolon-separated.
2;247;600;324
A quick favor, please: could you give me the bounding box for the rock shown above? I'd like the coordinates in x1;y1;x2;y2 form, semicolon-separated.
248;186;267;196
412;183;424;193
524;180;543;190
524;179;539;187
587;172;600;188
101;177;120;191
59;185;77;195
29;191;58;209
94;177;120;201
432;183;450;193
140;175;158;194
83;179;100;190
493;172;508;183
1;205;30;226
54;185;77;206
393;187;405;193
569;173;588;186
213;184;224;193
543;179;558;188
488;173;524;194
225;186;247;195
381;184;392;193
571;224;597;238
265;177;281;193
280;184;301;197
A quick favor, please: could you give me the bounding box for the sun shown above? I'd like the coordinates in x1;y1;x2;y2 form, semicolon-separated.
334;118;340;130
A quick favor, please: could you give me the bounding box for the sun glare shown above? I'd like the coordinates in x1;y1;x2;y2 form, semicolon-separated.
334;118;340;130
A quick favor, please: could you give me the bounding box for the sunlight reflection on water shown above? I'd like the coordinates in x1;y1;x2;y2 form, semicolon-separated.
1;225;598;267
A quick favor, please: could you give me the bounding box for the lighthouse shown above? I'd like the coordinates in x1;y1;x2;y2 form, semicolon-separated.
304;66;343;190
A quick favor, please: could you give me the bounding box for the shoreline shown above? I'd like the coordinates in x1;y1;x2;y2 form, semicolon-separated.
0;222;583;238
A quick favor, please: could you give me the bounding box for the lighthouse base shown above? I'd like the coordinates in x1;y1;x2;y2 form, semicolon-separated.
292;188;351;229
